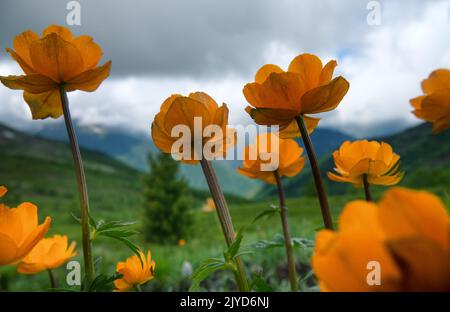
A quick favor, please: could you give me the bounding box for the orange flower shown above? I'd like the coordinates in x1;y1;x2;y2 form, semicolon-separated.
17;234;77;274
312;187;450;292
114;250;155;292
410;69;450;134
0;186;6;198
327;140;403;186
0;187;52;265
202;198;216;213
151;92;234;164
238;133;305;184
178;239;186;247
243;53;349;138
0;25;111;119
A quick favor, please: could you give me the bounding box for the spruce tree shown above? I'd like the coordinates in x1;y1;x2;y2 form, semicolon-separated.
142;152;193;244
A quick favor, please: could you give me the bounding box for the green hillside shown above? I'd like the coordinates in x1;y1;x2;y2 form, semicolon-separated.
259;123;450;199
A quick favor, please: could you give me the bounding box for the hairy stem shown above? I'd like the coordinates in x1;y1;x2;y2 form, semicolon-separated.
273;171;298;291
296;115;333;230
60;85;94;286
200;159;249;292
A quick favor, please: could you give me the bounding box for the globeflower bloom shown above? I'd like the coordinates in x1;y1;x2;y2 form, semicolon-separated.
0;24;111;119
243;53;349;138
328;140;404;187
237;133;305;184
312;187;450;291
0;187;52;266
114;250;155;292
151;92;234;164
410;69;450;134
17;235;77;274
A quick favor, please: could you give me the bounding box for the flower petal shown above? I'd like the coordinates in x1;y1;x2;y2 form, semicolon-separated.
300;76;349;114
72;35;103;71
255;64;284;84
421;69;450;94
65;61;111;92
29;33;83;82
288;53;323;89
23;89;63;119
42;25;74;42
0;74;57;93
319;60;337;85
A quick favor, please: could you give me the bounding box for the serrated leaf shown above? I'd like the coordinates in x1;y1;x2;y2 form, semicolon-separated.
226;230;244;259
250;274;274;292
189;259;226;291
88;273;122;292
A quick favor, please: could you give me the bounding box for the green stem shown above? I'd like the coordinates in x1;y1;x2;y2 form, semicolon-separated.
135;284;142;292
363;174;372;202
273;171;298;292
60;85;94;287
296;115;333;230
48;269;57;289
200;159;249;292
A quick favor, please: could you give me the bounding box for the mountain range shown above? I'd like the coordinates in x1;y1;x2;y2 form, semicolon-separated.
28;121;354;197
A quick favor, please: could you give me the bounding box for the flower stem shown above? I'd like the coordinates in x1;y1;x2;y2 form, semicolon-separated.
296;115;333;230
48;269;57;289
200;159;249;292
135;284;143;292
59;85;94;286
273;170;298;292
363;174;372;202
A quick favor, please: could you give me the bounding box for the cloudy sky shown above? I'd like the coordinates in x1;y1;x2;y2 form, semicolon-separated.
0;0;449;137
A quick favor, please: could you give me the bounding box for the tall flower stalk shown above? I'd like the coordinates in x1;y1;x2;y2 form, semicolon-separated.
362;174;372;202
60;85;94;285
273;170;298;291
296;115;333;229
200;159;249;292
238;133;305;292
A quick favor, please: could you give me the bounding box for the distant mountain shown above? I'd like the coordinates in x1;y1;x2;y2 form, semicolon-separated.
32;121;261;197
31;122;354;198
260;122;450;198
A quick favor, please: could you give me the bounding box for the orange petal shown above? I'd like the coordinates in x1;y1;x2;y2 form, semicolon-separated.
65;61;111;92
0;186;7;198
300;76;349;114
245;106;298;127
288;53;323;90
72;35;103;71
387;236;450;291
0;233;19;265
243;72;306;111
255;64;284;83
278;116;320;138
0;74;57;93
17;216;51;261
23;89;63;119
11;30;40;72
378;187;449;250
29;33;83;82
42;25;74;42
421;69;450;94
319;60;337;85
188;92;219;114
410;95;426;110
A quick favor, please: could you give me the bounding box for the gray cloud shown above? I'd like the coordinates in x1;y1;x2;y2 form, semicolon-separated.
0;0;377;78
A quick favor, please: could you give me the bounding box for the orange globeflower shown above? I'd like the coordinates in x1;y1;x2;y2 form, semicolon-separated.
151;92;234;164
202;198;216;213
312;187;450;291
327;140;404;187
410;69;450;134
0;25;111;119
17;235;77;274
114;250;155;292
0;187;52;266
237;133;305;184
243;53;349;138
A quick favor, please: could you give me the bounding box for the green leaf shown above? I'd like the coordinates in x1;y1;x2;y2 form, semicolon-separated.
226;230;244;259
252;205;278;224
88;273;122;292
250;274;274;292
189;258;226;291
